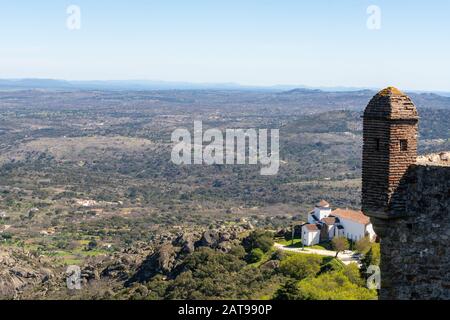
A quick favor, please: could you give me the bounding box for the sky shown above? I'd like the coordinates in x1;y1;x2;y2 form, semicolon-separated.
1;0;450;91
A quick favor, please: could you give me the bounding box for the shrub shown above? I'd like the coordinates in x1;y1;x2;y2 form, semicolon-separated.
296;271;377;300
247;248;264;263
360;243;381;279
229;245;247;259
243;230;274;253
273;280;301;300
1;232;12;240
279;254;322;280
342;263;365;286
87;240;98;251
320;257;345;274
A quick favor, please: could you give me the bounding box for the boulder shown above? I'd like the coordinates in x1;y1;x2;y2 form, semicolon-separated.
261;260;280;272
0;248;58;299
198;230;220;248
126;243;178;285
173;233;198;254
217;242;232;253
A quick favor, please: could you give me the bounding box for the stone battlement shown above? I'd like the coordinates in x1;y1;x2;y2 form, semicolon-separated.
417;152;450;166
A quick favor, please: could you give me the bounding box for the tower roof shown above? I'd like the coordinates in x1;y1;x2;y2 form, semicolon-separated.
315;200;330;208
364;87;419;120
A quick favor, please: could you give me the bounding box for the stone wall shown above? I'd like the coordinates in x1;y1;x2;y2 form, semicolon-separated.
361;87;449;300
376;163;450;300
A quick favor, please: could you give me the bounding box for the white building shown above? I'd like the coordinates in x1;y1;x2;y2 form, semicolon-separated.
302;224;321;246
331;208;376;242
301;200;377;247
307;200;332;224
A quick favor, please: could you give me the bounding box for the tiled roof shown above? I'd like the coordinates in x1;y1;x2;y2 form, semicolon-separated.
321;217;337;225
316;200;330;208
304;224;319;232
331;209;371;225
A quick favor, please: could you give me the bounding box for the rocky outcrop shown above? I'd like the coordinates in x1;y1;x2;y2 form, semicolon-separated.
0;248;59;299
260;260;280;272
198;230;220;248
173;233;198;254
126;225;246;285
195;229;240;252
156;244;178;273
1;223;250;298
126;243;178;285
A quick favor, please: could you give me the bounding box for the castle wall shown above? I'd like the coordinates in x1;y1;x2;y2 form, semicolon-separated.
377;164;450;300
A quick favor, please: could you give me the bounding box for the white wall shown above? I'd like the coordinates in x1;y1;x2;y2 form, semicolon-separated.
302;227;320;246
338;218;366;241
328;225;336;239
307;214;316;224
314;207;332;220
365;223;376;241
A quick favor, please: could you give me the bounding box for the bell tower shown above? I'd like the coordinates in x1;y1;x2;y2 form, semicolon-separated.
362;87;419;221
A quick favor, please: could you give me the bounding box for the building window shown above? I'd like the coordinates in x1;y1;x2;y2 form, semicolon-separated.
400;139;408;151
375;138;381;151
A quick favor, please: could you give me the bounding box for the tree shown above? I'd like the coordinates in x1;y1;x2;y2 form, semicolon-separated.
229;245;246;259
1;232;12;241
243;230;274;253
247;248;264;263
332;237;350;258
273;280;300;300
360;243;381;279
279;254;322;280
87;240;98;251
355;236;372;254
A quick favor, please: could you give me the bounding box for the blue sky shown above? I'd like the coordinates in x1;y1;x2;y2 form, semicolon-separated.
1;0;449;91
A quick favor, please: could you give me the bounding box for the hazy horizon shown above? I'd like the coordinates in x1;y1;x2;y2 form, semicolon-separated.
2;78;450;95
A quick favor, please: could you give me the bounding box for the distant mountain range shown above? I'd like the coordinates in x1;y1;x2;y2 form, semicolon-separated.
0;79;288;91
0;79;449;96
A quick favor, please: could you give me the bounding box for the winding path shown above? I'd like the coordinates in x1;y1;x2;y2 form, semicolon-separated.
274;243;361;266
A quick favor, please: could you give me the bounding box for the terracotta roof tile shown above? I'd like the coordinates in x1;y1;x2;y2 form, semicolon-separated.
304;224;319;232
331;209;371;225
321;217;337;225
316;200;330;208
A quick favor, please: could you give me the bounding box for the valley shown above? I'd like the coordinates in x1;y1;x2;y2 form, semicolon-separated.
1;88;449;299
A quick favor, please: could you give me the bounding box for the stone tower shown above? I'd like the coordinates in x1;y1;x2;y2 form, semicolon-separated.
362;87;419;223
362;87;450;300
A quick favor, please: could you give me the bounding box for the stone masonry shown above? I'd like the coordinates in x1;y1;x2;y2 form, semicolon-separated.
362;87;450;300
362;87;419;218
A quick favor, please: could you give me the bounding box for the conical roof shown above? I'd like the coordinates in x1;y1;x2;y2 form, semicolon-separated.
364;87;419;120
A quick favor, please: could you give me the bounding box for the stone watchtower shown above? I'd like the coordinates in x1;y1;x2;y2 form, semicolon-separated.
362;87;419;225
362;87;450;300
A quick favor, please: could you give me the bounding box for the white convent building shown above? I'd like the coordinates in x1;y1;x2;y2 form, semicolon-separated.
302;200;377;247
